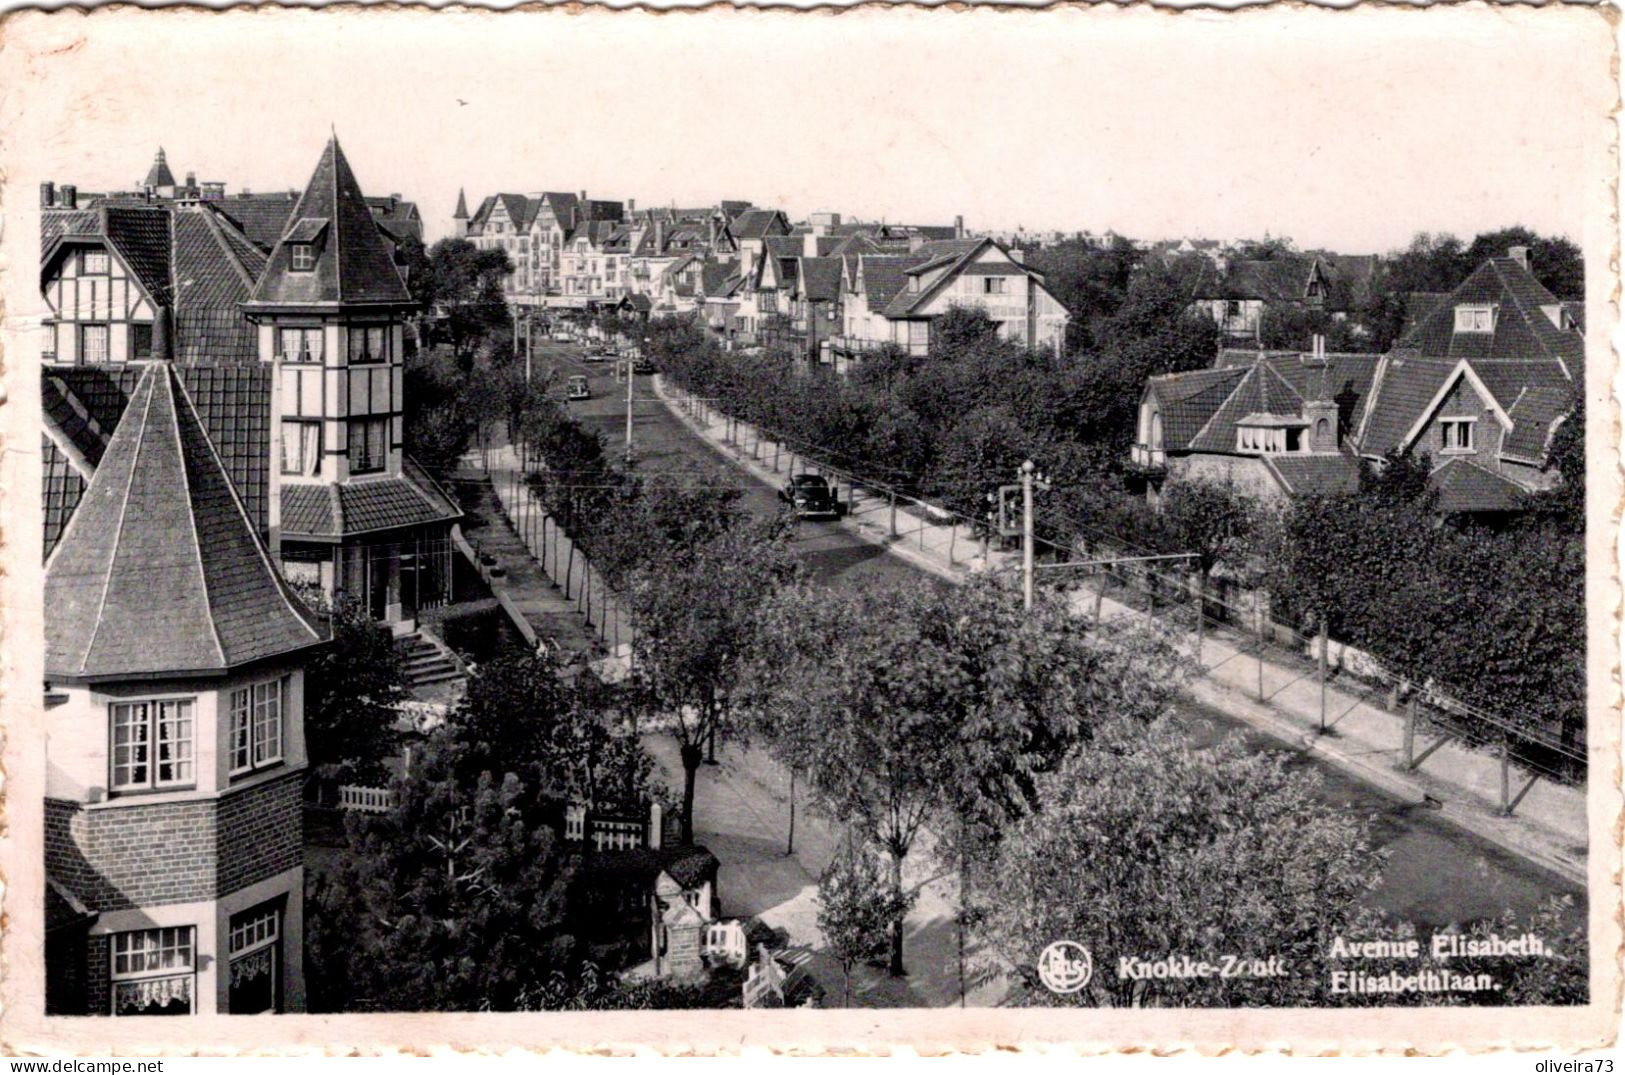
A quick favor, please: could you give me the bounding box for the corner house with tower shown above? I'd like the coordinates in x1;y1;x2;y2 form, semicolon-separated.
40;137;456;1014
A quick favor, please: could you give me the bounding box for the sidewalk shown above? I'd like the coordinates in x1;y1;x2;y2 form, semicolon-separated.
652;375;1587;888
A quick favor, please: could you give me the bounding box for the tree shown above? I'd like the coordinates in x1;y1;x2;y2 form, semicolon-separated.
1022;236;1142;353
402;344;475;474
1463;227;1583;300
816;838;912;1006
978;718;1383;1007
742;574;1186;977
447;653;654;808
419;238;515;362
1155;477;1259;623
306;737;580;1012
628;518;800;845
303;596;407;786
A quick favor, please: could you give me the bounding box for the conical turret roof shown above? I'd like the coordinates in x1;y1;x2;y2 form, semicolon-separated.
44;363;325;680
142;147;176;190
454;187;469;219
246;136;410;308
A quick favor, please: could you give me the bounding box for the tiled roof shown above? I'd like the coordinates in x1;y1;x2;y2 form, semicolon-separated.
1398;257;1583;367
698;259;735;297
40;208;101;258
45;364;323;680
1430;456;1530;513
42;435;87;561
860;255;922;313
103;206;175;305
41;374;111;470
1146;366;1250;450
883;239;997;318
281;466;460;540
1356;353;1572;461
171;211;261;365
797;257;843;303
731;209;790;240
281;484;340;538
1263;453;1361;496
1501;385;1574;463
1189;363;1305;452
247;137;411;308
205;192;300;252
47;366;272;536
142;148;177;190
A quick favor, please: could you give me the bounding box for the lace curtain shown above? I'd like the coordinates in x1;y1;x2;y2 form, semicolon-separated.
114;975;191;1014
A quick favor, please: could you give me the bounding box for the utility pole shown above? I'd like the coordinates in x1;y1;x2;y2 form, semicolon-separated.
1022;461;1036;610
625;358;635;463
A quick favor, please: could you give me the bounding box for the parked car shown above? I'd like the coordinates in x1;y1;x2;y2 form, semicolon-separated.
582;348;610;363
779;473;840;518
551;331;572;343
566;375;590;400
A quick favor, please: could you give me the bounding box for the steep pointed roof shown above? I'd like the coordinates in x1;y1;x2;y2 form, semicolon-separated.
453;187;469;220
143;147;176;190
245;137;411;309
44;364;324;681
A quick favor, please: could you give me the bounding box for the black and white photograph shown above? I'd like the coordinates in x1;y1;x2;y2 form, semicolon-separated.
1;2;1617;1054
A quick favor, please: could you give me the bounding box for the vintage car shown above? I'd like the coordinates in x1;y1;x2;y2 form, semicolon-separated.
778;473;840;518
566;375;590;400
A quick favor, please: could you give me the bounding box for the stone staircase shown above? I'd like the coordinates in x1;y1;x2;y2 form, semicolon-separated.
396;629;465;691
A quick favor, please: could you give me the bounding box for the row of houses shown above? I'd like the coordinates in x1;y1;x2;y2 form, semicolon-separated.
457;189;1074;360
1135;247;1583;516
35;143;720;1017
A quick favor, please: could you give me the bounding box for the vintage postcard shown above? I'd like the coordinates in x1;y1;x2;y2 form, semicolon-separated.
0;2;1618;1055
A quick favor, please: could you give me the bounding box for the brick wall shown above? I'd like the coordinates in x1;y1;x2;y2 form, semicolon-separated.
217;770;303;894
45;796;216;911
85;934;110;1015
45;770;304;914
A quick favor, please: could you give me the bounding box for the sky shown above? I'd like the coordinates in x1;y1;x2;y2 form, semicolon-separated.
0;5;1613;256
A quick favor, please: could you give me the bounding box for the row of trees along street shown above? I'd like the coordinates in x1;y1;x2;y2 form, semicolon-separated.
650;224;1585;763
292;231;1586;1010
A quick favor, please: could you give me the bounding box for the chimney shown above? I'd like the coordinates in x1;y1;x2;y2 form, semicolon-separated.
627;198;636;213
60;184;77;209
1508;245;1531;271
184;170;196;188
954;214;965;239
40;181;54;208
648;801;663;850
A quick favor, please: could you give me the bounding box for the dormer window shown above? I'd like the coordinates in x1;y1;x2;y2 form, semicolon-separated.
1441;418;1475;452
290;244;315;272
1454;304;1496;333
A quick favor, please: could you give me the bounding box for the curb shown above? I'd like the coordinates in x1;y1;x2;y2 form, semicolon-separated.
650;378;1587;891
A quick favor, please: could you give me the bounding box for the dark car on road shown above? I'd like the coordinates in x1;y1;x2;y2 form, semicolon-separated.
779;473;840;518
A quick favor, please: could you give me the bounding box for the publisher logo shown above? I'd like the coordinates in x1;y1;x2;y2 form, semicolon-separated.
1037;941;1093;994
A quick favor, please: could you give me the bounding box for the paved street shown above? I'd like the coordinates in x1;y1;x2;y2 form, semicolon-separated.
520;337;1583;1005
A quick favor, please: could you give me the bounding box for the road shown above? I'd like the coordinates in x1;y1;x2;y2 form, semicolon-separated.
533;339;1581;946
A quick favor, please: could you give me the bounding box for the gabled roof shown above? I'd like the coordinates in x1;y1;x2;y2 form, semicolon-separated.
205;192;302;252
1358;353;1572;459
142;147;177;190
247;137;411;308
731;209;791;240
1189;362;1305;452
470;192;531;233
172;211;264;366
1398;256;1584;367
102;206;175;306
1430;456;1529;513
1262;453;1361;496
44;364;324;680
858;255;922;313
882;239;1005;318
796;257;843;303
1144;366;1250;450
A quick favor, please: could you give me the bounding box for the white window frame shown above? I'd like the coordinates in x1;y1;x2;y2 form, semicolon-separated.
1440;417;1476;452
290;244;316;272
110;698;196;792
277;327;324;364
80;323;110;365
80;249;111;275
1454;304;1496;333
111;926;196;1016
228;677;287;777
